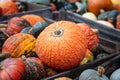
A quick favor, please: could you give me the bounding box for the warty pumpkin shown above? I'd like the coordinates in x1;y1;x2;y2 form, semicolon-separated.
0;58;25;80
21;56;46;80
77;23;99;51
2;33;36;58
0;1;19;15
6;17;31;36
21;14;46;26
35;21;87;71
87;0;114;16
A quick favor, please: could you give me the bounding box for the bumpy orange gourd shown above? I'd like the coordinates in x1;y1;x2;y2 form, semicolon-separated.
2;33;36;58
77;23;99;51
21;14;45;26
0;1;19;15
35;21;87;71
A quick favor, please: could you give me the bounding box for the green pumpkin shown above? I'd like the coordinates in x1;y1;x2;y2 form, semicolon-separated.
79;66;109;80
29;22;49;38
110;68;120;80
20;27;31;33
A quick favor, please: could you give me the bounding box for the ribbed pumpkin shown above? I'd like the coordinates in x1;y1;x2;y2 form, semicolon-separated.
0;58;25;80
22;56;46;80
2;33;36;58
77;23;99;51
21;14;45;26
0;1;19;15
0;30;8;52
6;17;31;36
35;21;87;71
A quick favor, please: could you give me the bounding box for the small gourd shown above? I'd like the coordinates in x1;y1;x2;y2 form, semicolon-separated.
21;56;46;80
79;66;109;80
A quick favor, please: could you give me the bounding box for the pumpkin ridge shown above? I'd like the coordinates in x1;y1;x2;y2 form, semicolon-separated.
11;37;29;57
16;39;36;57
7;66;24;78
2;68;13;80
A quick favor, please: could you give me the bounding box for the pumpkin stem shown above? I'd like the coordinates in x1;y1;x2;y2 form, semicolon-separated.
97;66;105;77
0;52;11;61
52;29;64;37
21;55;26;61
0;24;8;28
92;29;99;35
0;65;4;70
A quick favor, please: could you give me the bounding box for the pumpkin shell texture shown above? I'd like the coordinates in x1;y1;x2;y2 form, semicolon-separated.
0;1;19;15
23;57;46;80
35;21;87;71
77;23;99;51
110;68;120;80
2;33;36;58
0;58;25;80
6;17;31;36
79;69;109;80
0;30;8;51
21;14;45;26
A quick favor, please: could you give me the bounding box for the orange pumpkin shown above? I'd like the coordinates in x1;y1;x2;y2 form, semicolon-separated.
0;1;19;15
87;0;114;16
2;33;36;58
35;21;87;71
77;23;99;51
21;14;45;26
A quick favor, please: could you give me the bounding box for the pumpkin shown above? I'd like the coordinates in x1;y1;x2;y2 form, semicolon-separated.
80;49;93;65
116;14;120;30
0;7;2;15
82;12;97;21
35;21;87;71
87;0;114;16
79;66;109;80
111;0;120;9
21;56;46;80
2;33;36;58
110;68;120;80
21;14;46;26
96;20;115;28
77;23;99;51
21;22;49;38
0;30;8;52
54;77;72;80
20;27;31;33
0;1;19;15
29;22;49;38
0;58;25;80
6;17;31;36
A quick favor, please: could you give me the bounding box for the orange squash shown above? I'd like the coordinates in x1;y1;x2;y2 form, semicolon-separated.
87;0;114;16
0;1;19;15
35;21;87;71
2;33;36;58
77;23;99;51
21;14;45;26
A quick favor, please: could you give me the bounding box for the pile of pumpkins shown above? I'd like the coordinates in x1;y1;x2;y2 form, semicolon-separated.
54;0;120;30
0;14;101;80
